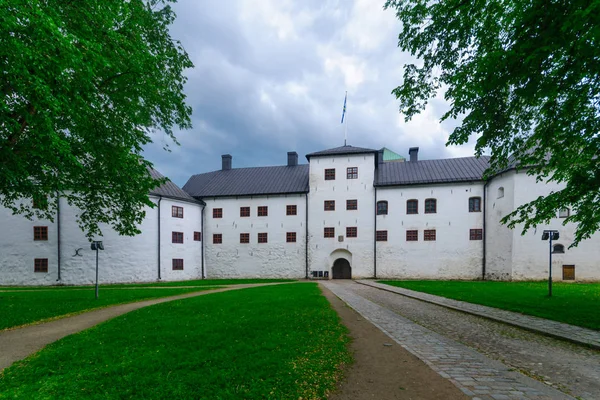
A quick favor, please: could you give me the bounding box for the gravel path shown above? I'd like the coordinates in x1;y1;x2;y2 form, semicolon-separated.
323;281;599;400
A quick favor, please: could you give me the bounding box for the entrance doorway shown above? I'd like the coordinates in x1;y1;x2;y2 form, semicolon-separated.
332;258;351;279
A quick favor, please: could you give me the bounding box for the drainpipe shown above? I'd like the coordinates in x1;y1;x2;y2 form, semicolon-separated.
374;187;377;279
56;194;61;282
201;204;205;279
157;196;162;280
482;181;488;280
305;193;309;279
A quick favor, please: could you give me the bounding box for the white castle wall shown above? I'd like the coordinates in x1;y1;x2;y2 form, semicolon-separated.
376;182;484;279
307;153;376;278
203;194;307;278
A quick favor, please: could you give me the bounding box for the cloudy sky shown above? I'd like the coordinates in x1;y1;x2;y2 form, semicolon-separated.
144;0;478;186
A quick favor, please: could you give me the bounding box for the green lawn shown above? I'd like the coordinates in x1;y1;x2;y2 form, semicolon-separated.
0;287;217;331
379;280;600;331
0;283;351;400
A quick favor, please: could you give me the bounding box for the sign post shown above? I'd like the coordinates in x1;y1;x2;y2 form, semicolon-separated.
91;241;104;299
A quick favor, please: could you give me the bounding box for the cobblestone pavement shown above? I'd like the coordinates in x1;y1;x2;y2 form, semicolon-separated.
322;281;591;400
358;280;600;350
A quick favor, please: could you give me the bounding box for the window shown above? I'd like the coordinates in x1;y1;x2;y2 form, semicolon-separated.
213;208;222;218
240;233;250;244
286;205;297;216
558;208;570;218
172;231;184;244
258;232;268;243
324;227;335;238
553;244;565;254
425;199;437;214
377;201;388;215
324;200;335;211
346;227;357;238
346;199;357;210
33;226;48;241
34;258;48;272
347;167;358;179
286;232;297;243
563;265;575;281
324;168;335;180
213;234;222;244
424;229;436;241
258;206;268;216
470;229;483;240
406;199;418;214
469;197;481;212
172;259;184;270
240;207;250;217
194;232;202;241
376;230;388;241
406;230;418;241
497;187;505;198
172;206;184;218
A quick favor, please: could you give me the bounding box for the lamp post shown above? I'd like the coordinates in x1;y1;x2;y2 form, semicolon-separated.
541;230;559;297
91;241;104;299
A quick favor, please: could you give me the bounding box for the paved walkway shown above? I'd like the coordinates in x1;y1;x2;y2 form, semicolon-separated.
358;280;600;350
323;281;576;400
0;283;279;371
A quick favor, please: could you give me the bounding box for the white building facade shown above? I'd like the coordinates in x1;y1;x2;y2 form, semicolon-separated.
1;145;599;285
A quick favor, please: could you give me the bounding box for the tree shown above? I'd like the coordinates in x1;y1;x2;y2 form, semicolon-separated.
385;0;600;245
1;0;193;239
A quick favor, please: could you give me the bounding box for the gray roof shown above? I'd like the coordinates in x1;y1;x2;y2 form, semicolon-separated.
149;169;201;203
376;156;490;186
306;145;377;159
183;165;309;198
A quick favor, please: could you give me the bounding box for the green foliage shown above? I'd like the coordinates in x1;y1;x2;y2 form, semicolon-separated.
0;286;214;330
0;284;351;399
385;0;600;245
0;0;193;239
380;280;600;330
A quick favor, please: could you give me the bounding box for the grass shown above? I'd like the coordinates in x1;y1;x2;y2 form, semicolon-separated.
0;283;351;400
0;287;218;331
379;280;600;331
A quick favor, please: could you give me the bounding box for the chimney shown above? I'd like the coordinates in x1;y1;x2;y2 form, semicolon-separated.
221;154;232;170
409;147;419;162
377;149;384;165
287;151;298;166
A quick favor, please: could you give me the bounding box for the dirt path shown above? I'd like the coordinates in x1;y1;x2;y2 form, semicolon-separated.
0;283;278;371
320;284;468;400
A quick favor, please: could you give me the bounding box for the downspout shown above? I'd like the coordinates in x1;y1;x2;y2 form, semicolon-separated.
305;193;309;279
56;194;61;282
482;180;488;280
374;187;377;279
201;204;205;279
157;196;162;280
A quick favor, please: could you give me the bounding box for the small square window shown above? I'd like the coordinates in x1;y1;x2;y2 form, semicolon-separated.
34;258;48;273
33;226;48;241
172;231;184;244
240;207;250;217
324;227;335;238
258;206;268;217
469;197;481;212
258;232;268;243
172;206;184;218
172;259;184;270
193;231;202;241
346;199;357;210
558;208;570;218
286;205;297;216
213;208;223;218
406;200;418;214
286;232;296;243
324;200;335;211
424;229;436;241
240;233;250;244
346;227;357;238
324;168;335;180
213;234;222;244
470;229;483;240
406;230;418;241
376;230;387;241
346;167;358;179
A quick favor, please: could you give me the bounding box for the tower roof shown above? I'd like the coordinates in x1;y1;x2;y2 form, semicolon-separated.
305;145;377;160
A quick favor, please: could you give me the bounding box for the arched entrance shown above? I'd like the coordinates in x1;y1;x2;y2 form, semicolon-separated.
332;258;352;279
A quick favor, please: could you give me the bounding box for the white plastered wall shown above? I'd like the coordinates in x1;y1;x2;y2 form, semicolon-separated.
485;172;515;280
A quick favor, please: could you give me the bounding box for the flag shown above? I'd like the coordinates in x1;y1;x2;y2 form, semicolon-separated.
341;92;347;124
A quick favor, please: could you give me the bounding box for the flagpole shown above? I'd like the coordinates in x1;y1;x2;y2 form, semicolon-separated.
344;91;347;146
